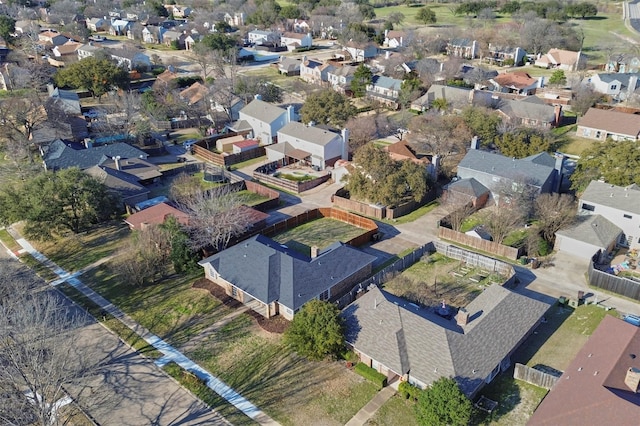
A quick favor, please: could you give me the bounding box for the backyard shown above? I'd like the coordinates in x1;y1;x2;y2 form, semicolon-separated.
271;217;367;256
383;252;506;308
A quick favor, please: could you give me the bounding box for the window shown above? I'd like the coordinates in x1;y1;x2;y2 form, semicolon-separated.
231;286;238;297
611;84;618;90
624;214;632;219
581;203;595;211
596;131;602;138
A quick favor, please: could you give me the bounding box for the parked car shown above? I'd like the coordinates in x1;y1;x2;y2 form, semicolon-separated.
88;35;106;42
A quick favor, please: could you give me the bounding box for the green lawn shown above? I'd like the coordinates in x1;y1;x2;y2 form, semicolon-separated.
383;201;440;224
460;214;484;233
556;131;596;156
29;222;131;273
58;283;163;359
187;314;379;425
0;228;21;253
229;155;267;171
479;374;549;426
366;394;419;426
271;218;367;255
237;189;270;206
84;266;233;348
19;253;59;282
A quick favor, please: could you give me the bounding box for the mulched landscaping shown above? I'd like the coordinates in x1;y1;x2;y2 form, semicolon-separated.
192;278;289;334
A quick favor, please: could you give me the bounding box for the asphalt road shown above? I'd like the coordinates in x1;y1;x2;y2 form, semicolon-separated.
0;249;229;426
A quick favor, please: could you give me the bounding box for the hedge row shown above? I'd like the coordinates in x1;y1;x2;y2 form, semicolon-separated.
354;362;387;389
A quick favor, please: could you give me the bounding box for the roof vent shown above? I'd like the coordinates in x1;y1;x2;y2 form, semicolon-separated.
588;353;593;357
578;367;583;371
610;193;614;197
594;371;599;376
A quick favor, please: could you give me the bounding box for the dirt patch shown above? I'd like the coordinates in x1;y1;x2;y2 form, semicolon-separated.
192;278;289;334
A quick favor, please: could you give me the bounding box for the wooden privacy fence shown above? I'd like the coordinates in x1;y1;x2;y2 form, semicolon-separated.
193;144;265;168
438;227;522;260
254;162;332;194
332;189;438;220
433;241;515;279
588;260;640;301
513;363;560;389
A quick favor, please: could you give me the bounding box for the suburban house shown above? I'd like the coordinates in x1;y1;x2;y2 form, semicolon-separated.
169;5;192;18
108;19;132;36
268;122;349;170
366;75;402;106
48;85;81;115
342;42;378;62
384;30;406;49
38;30;68;46
300;57;335;84
179;82;209;106
234;96;296;144
495;97;561;128
605;53;640;73
277;57;301;76
84;165;150;209
586;73;640;102
124;202;189;230
162;31;185;48
577;180;640;249
106;48;151;70
77;43;103;60
342;285;549;397
490;72;539;96
576;108;640;141
224;12;245;27
410;84;493;112
142;26;166;44
327;65;358;91
51;41;82;60
42;139;149;171
443;178;491;209
535;48;586;71
554;214;622;262
485;44;526;66
247;29;279;45
529;316;640;425
456;141;563;205
446;38;478;59
384;140;430;166
280;32;312;51
198;234;376;320
86;17;107;32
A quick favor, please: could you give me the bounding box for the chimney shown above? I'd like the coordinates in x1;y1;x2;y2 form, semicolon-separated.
625;367;640;392
341;128;350;160
628;75;638;99
384;29;389;38
470;136;479;150
456;308;469;326
554;154;565;192
310;246;320;258
385;50;390;60
114;155;121;171
254;94;262;101
286;105;295;123
431;154;440;180
554;105;563;126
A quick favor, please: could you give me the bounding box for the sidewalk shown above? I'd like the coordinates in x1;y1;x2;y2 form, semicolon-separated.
7;229;280;426
344;385;396;426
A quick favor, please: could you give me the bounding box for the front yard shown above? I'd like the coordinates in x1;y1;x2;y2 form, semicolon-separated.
186;313;380;426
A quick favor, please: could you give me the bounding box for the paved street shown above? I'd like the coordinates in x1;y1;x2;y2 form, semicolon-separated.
0;249;229;426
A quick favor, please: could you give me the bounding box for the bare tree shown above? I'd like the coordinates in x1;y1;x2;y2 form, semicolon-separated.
479;206;524;244
534;193;577;244
345;115;378;154
439;197;475;232
0;261;110;426
494;175;539;217
177;185;256;251
113;224;172;286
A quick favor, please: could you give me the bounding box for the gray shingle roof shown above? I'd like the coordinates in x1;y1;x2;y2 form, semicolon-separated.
446;178;490;197
239;99;286;124
343;285;549;396
581;180;640;215
84;165;148;198
278;122;340;146
595;72;640;89
199;234;376;312
498;98;555;123
556;214;622;247
371;75;402;91
458;150;556;187
43;140;148;170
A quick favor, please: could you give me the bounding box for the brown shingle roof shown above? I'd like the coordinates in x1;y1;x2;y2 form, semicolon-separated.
125;202;189;230
493;72;537;89
529;315;640;425
578;108;640;139
385;140;430;164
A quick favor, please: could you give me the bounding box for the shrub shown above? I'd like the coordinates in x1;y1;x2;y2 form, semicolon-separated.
398;381;423;400
538;238;551;256
354;362;387;389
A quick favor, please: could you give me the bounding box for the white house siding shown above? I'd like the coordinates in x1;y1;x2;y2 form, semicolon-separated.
554;235;605;260
238;112;288;144
579;201;640;248
276;132;343;169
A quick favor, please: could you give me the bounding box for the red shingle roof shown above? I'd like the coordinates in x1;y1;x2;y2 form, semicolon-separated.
125;203;189;230
529;315;640;426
